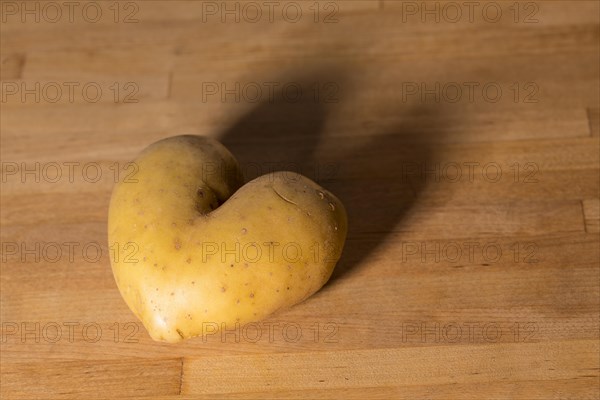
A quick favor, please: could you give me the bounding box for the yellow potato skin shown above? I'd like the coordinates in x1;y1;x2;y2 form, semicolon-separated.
108;135;347;342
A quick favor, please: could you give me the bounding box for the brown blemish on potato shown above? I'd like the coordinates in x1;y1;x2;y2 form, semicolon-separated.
241;228;247;235
174;239;181;250
249;292;254;298
221;286;227;292
176;329;185;339
186;258;192;264
329;202;335;211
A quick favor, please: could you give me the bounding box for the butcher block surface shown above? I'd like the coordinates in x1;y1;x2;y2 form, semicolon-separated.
1;1;599;398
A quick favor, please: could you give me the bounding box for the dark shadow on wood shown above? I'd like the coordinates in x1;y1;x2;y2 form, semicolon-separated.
215;68;449;287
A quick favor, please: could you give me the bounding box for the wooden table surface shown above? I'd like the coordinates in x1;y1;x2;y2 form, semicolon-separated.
1;1;599;398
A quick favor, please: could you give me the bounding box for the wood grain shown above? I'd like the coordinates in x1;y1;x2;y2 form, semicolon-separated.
1;358;183;399
181;340;598;395
1;1;598;398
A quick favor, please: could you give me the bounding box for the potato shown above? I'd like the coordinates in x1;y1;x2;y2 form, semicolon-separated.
108;135;347;342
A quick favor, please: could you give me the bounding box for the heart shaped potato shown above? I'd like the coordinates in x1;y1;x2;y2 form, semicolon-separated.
108;135;347;342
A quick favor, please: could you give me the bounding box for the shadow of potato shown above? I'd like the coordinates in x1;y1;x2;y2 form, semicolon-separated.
215;69;450;287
